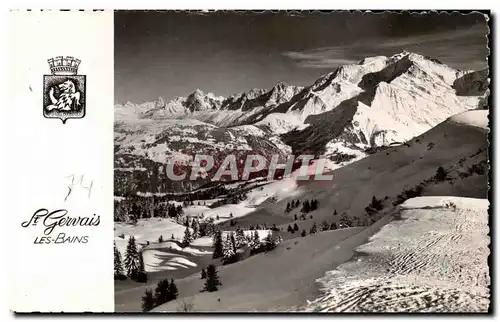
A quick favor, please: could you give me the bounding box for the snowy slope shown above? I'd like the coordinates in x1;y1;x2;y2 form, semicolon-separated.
449;110;489;130
117;109;489;312
267;109;489;232
115;218;214;273
114;217;191;255
304;197;490;312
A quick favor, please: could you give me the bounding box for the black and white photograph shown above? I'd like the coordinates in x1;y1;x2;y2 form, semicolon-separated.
112;11;490;313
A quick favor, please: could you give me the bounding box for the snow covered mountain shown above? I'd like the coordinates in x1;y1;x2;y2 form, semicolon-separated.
115;51;488;195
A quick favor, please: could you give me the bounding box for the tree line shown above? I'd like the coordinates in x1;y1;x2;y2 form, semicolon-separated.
141;263;225;312
114;238;147;282
285;199;319;214
211;227;282;264
114;197;184;222
141;277;179;312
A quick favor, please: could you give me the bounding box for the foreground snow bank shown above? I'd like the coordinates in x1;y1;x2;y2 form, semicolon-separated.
400;196;488;210
115;218;212;273
142;250;199;272
304;196;490;312
114;218;190;254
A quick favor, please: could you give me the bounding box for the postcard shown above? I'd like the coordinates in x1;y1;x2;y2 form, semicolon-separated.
7;10;491;313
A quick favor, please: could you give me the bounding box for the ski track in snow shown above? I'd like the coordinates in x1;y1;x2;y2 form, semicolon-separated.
303;197;490;313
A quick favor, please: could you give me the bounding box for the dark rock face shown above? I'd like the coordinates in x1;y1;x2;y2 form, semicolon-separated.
453;69;489;97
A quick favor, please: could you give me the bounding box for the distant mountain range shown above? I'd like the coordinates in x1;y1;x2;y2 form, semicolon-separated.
114;51;488;195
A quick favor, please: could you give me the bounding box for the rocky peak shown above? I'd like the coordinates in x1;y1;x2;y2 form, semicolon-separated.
273;81;288;90
155;96;165;109
183;89;225;112
185;89;207;112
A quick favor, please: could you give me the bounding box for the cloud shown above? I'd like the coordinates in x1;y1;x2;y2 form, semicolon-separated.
283;25;488;71
283;47;360;69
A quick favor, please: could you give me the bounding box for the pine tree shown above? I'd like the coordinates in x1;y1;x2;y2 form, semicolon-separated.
321;220;330;231
301;229;307;237
114;242;126;280
201;268;207;279
264;231;275;251
204;264;222;292
212;228;224;259
141;288;155;312
135;250;148;282
294;214;298;221
182;227;193;247
235;228;246;249
168;278;179;300
310;199;318;211
124;236;140;278
185;217;190;228
285;202;290;213
246;232;253;244
287;224;293;233
229;232;237;253
370;196;383;211
310;222;318;234
222;233;237;263
293;223;299;232
154;279;170;306
158;235;163;243
249;230;261;254
198;222;207;237
435;166;447;182
340;213;352;228
330;222;337;230
168;205;177;218
191;218;199;239
301;200;311;213
206;220;216;237
333;209;338;216
171;234;175;240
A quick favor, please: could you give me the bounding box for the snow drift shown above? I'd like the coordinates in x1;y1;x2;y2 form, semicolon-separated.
304;197;490;312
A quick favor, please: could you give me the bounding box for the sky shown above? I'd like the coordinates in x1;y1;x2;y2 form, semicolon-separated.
115;11;489;104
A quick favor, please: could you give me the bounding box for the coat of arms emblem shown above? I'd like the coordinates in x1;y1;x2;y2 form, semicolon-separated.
43;56;86;124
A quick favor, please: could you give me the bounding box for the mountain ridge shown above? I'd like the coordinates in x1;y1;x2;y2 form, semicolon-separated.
114;51;488;195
